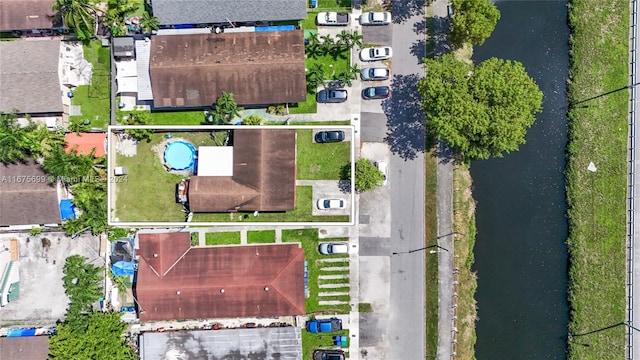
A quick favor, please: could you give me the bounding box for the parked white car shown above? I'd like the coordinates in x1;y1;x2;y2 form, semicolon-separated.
318;242;349;255
360;67;390;81
317;198;346;210
375;161;388;186
360;46;393;61
359;12;392;25
317;12;350;26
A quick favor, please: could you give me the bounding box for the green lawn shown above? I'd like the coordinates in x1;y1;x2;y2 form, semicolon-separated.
205;232;241;245
150;110;208;125
288;93;318;114
283;229;350;314
302;329;349;360
301;13;318;31
69;41;111;129
192;186;349;223
290;121;351;126
247;230;276;243
114;131;220;222
565;0;629;359
315;0;351;10
296;129;350;180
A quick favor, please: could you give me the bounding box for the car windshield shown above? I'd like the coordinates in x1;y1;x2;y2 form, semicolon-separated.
323;200;331;207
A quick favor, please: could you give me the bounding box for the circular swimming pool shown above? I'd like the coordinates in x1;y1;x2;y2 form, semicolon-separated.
164;141;196;171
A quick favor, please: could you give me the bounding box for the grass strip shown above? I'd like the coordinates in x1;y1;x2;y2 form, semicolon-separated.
302;329;350;360
565;0;629;359
424;149;439;359
204;232;241;245
69;41;111;129
247;230;276;243
451;163;477;360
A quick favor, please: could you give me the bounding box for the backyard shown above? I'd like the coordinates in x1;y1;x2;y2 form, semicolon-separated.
296;129;351;180
70;41;111;129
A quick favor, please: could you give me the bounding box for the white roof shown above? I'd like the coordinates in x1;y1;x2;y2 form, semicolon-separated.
117;76;138;94
135;39;154;100
116;60;137;78
196;146;234;176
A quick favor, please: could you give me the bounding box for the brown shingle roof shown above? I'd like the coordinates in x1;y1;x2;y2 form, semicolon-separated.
149;30;306;107
0;336;49;360
0;39;62;114
0;0;59;31
188;129;296;212
0;161;60;226
135;232;305;321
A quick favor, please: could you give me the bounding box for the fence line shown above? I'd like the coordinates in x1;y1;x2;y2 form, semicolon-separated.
628;0;638;358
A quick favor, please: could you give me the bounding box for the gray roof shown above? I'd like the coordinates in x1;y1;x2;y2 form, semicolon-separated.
0;39;62;114
113;37;135;57
140;327;302;360
0;161;61;226
152;0;307;25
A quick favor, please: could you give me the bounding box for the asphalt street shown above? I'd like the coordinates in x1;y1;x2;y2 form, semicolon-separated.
386;0;428;359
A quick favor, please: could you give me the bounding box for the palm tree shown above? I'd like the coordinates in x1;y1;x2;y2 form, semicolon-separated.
51;0;100;41
212;92;242;124
68;117;90;134
348;31;364;49
305;34;322;59
347;64;361;79
140;12;159;34
306;63;326;92
43;146;93;185
336;30;351;52
320;35;336;56
104;0;137;36
0;112;31;164
28;124;66;159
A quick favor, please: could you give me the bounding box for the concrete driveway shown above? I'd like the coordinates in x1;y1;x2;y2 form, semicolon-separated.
306;180;351;216
0;232;101;322
360;112;388;143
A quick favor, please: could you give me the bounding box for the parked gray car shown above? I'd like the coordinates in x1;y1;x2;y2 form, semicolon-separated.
361;67;390;81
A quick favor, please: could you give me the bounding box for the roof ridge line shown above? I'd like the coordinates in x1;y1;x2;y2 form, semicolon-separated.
162;246;192;276
270;245;305;313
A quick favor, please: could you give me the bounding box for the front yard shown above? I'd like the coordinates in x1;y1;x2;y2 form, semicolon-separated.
296;129;350;180
69;41;111;129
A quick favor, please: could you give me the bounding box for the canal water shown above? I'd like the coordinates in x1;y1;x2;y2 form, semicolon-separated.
470;1;570;359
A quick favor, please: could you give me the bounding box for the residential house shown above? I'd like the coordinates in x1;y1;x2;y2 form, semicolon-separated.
0;0;61;32
0;161;61;228
0;336;49;360
150;0;307;27
147;30;306;108
134;232;305;321
188;129;296;213
0;40;62;123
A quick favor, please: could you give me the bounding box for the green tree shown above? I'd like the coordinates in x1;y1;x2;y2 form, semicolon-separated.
334;64;359;87
342;159;384;192
140;12;160;34
121;108;154;142
51;0;99;41
43;146;92;185
104;0;137;36
418;54;543;160
305;32;321;59
0;112;32;164
69;181;108;234
347;31;364;49
319;34;337;55
306;63;326;92
49;312;135;360
449;0;500;48
62;254;103;321
68;117;90;134
242;114;265;125
211;92;242;124
27;123;66;159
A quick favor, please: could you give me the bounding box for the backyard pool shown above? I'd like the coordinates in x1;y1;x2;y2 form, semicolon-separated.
164;141;196;171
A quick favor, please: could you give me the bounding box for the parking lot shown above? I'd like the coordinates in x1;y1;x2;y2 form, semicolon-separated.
0;232;101;322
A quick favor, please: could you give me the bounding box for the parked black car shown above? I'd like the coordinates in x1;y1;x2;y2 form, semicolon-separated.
315;131;346;143
313;349;346;360
317;89;348;103
362;86;391;100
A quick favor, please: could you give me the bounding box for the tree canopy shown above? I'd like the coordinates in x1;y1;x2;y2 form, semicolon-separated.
209;92;242;124
0;112;33;164
418;54;543;160
449;0;500;48
342;159;385;192
51;0;99;41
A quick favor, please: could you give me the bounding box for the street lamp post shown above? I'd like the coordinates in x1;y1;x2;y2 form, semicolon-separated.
392;244;450;255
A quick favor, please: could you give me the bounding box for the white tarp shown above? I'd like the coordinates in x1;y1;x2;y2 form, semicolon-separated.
197;146;234;176
117;76;138;94
116;60;137;78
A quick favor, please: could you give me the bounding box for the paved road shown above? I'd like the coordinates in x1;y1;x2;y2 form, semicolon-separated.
386;0;427;359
